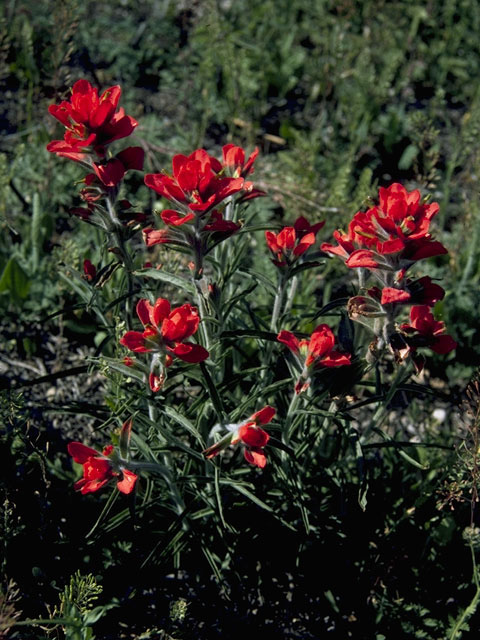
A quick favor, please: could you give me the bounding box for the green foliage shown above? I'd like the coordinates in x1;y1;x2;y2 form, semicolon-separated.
3;0;480;638
14;571;116;640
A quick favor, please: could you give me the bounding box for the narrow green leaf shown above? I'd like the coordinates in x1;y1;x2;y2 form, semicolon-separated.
103;358;146;383
290;260;323;276
349;427;368;511
199;362;226;421
31;192;41;270
82;603;118;625
85;489;119;538
370;427;430;470
214;467;228;529
162;405;205;447
219;479;273;512
134;268;195;295
202;547;223;583
220;329;278;341
314;298;350;318
324;589;340;613
237;268;277;295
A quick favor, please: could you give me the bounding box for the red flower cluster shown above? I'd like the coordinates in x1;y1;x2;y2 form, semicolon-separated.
47;80;144;189
321;183;456;361
399;306;457;356
203;406;275;468
143;146;263;254
265;216;325;267
145;147;258;213
278;325;351;393
120;298;209;391
321;183;446;270
68;441;137;495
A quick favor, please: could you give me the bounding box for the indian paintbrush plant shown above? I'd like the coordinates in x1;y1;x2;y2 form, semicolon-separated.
44;77;458;511
8;76;463;637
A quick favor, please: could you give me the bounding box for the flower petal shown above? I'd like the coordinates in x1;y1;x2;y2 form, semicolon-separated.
77;477;111;494
277;330;300;353
171;342;209;363
161;209;195;226
68;442;100;464
152;298;171;326
381;287;411;305
119;331;150;352
346;249;379;268
432;335;457;355
116;146;145;171
149;372;164;392
136;299;153;326
116;469;138;494
238;424;270;448
244;447;267;468
318;351;352;367
250;406;276;425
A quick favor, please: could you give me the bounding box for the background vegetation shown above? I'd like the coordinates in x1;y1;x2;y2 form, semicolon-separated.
2;0;480;637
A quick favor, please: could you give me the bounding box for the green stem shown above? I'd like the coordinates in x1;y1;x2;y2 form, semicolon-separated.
270;271;288;333
315;399;338;448
105;195;136;326
284;275;298;316
106;195;122;228
224;199;234;222
361;363;410;443
148;401;186;517
449;540;480;640
195;278;213;355
284;390;302;445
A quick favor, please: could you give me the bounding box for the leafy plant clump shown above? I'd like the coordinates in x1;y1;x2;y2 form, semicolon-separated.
2;2;480;638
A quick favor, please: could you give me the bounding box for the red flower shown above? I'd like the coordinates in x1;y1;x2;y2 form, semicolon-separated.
278;324;351;368
203;406;275;468
399;305;457;355
278;325;351;393
235;406;274;468
321;183;447;270
120;298;209;391
68;441;137;495
47;80;138;159
350;184;440;246
69;206;94;221
145;149;245;214
89;146;144;187
265;216;325;267
83;259;97;282
321;229;355;260
160;209;196;227
407;276;445;306
222;144;259;177
221;144;265;200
